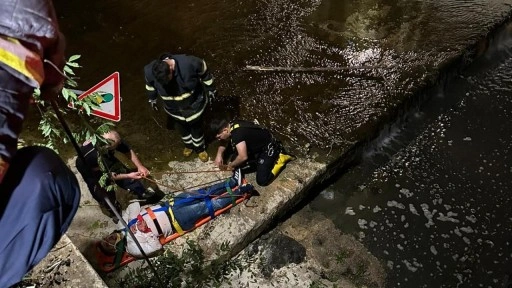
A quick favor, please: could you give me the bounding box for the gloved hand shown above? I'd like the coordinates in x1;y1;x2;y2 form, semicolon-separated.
148;99;158;111
208;89;217;98
205;86;217;101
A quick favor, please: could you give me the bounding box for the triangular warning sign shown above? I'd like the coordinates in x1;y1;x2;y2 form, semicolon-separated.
70;72;121;122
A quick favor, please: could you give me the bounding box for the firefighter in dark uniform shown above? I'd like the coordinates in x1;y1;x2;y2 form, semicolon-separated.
212;119;295;186
144;53;216;162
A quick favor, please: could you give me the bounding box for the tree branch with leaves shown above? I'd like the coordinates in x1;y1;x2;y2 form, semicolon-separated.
32;54;116;191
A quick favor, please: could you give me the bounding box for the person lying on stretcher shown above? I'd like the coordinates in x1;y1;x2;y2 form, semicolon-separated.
100;169;253;257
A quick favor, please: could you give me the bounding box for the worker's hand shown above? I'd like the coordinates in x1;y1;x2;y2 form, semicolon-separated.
220;163;233;171
207;89;217;99
128;171;143;179
205;86;217;102
214;155;224;167
148;99;158;111
137;166;150;177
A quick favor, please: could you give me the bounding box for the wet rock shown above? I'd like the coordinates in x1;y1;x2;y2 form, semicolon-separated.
254;232;307;278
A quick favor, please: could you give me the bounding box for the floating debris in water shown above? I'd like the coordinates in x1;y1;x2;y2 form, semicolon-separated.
387;200;405;209
437;212;460;223
320;189;334;200
403;260;418;272
399;188;413;198
465;215;477;223
420;203;436;228
387;261;394;270
484;240;494;247
345;207;356;215
358;219;368;229
409;204;420;215
460;226;474;233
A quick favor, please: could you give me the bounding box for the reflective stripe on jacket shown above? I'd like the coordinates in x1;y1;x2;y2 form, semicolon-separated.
0;0;65;88
0;36;43;87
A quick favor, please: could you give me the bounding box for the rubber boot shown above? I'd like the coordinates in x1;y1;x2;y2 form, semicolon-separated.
198;151;209;162
183;147;193;157
271;153;295;176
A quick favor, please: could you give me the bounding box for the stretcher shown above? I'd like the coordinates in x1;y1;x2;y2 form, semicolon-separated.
94;177;254;273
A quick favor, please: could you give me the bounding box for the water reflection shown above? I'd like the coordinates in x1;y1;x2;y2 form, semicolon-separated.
310;21;512;287
39;0;510;165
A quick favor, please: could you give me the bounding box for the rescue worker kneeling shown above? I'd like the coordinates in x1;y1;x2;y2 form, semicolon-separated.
212;119;296;186
100;171;253;257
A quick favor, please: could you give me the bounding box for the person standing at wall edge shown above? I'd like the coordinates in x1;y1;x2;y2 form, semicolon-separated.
0;0;80;286
144;53;216;162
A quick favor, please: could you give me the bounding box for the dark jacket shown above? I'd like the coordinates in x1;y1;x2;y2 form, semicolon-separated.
144;53;214;122
230;120;274;158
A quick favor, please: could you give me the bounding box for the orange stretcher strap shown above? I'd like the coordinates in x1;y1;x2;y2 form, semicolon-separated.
145;207;163;236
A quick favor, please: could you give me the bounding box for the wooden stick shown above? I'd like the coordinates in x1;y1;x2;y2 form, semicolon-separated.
244;65;383;72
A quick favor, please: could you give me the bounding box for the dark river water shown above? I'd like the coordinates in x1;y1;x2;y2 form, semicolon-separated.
20;0;512;287
42;0;512;163
309;22;512;287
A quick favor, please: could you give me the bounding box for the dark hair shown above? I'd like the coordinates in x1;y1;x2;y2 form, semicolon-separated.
209;119;230;135
152;61;171;85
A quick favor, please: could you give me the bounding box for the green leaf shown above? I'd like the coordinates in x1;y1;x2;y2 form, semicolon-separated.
42;124;51;136
66;78;78;87
66;62;80;68
84;103;91;115
61;88;70;101
63;65;75;75
68;55;81;61
68;90;78;101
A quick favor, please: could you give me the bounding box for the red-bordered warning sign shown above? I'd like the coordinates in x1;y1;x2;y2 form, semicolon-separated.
70;72;121;122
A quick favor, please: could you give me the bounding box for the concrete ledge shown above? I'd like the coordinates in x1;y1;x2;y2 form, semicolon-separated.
92;157;328;284
31;235;108;287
